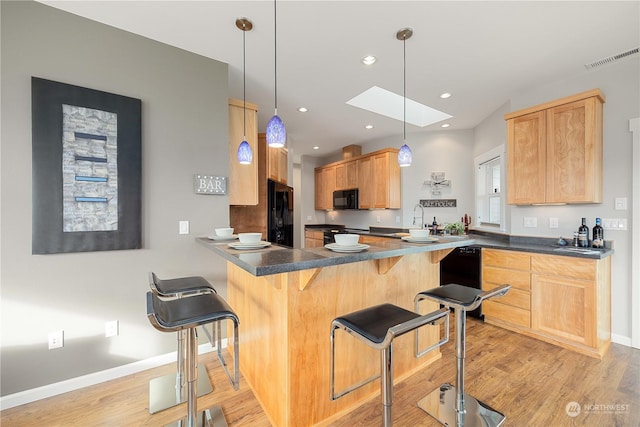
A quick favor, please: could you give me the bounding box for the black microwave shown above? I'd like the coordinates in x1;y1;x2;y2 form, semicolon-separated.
333;189;359;210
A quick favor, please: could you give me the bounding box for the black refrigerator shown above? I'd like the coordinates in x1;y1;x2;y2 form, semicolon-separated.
267;179;294;247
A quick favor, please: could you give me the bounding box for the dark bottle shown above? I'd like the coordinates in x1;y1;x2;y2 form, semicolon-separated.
592;217;604;248
431;217;438;236
578;218;589;248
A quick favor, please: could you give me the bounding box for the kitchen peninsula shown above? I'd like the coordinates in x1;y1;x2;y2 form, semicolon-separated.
197;236;474;427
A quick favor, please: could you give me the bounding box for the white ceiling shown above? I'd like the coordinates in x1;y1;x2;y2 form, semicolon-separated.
38;1;640;160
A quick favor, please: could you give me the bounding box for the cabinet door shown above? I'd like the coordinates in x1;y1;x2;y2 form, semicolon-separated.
531;274;596;347
268;146;288;184
372;152;401;209
335;161;358;190
357;157;373;209
545;97;602;203
506;111;546;204
229;99;258;205
314;166;335;210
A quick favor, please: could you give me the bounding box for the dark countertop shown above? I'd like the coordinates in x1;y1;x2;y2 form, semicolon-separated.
196;235;476;276
304;224;614;259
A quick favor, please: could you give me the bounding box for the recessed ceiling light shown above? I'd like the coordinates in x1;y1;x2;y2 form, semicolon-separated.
362;55;376;65
441;123;450;128
365;124;374;130
313;146;319;150
440;92;452;99
298;107;308;112
347;86;452;127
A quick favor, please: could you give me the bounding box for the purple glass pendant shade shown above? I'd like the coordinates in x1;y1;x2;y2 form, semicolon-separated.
266;114;286;148
398;143;412;167
237;140;252;164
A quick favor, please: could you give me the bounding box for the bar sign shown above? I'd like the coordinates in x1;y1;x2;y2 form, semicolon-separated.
194;174;226;195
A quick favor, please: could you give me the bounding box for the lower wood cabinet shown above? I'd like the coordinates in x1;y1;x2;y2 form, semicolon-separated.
482;248;611;359
304;230;324;248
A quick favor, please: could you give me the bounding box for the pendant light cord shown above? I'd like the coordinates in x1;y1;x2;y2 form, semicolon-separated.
403;35;406;142
273;0;278;113
243;25;247;139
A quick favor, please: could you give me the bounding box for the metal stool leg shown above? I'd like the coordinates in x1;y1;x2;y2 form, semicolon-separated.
381;344;393;427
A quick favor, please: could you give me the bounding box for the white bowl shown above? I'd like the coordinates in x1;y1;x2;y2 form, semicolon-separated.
334;234;360;246
409;229;430;238
215;227;234;237
238;232;262;244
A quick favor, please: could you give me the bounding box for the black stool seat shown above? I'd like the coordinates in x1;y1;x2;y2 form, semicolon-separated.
417;283;488;310
150;272;215;297
148;291;237;331
334;303;425;345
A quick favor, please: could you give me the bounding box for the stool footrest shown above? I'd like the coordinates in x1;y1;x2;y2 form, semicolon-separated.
417;383;506;427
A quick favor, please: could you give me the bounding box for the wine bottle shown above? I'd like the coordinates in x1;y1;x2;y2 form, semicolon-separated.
578;218;589;248
431;217;438;236
592;217;604;248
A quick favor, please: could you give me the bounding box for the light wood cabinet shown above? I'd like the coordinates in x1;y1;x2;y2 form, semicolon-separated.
267;135;288;184
314;166;335;210
482;248;611;359
530;254;610;355
314;148;400;210
304;229;324;248
482;249;532;328
505;89;605;205
229;98;259;206
335;160;358;190
357;149;401;209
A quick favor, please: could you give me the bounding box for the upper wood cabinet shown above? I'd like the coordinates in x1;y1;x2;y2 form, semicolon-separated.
229;98;259;205
505;89;605;205
314;148;400;210
265;132;288;184
359;149;401;209
314;166;335;210
335;160;358;190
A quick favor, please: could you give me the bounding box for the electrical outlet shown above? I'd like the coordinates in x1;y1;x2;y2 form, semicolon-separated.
396;216;400;224
179;220;189;235
48;330;64;349
614;197;627;210
105;320;119;337
549;217;559;228
376;216;381;223
523;217;537;228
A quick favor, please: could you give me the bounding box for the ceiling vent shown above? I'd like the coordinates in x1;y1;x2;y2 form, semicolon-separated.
584;47;639;70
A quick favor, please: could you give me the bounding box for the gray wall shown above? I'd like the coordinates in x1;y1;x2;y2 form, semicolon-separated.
1;1;230;395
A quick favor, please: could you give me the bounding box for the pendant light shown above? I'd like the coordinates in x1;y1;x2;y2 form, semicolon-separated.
397;28;413;167
266;0;286;148
236;18;253;164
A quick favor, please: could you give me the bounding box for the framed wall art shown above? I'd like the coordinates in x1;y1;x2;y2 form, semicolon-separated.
31;77;142;254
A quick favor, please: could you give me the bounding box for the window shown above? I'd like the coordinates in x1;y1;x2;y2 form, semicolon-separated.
475;146;505;230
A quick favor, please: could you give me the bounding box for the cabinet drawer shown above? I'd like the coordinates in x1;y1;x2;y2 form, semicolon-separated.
482;284;530;310
305;230;324;240
483;300;530;328
531;254;596;281
483;249;530;271
483;266;530;291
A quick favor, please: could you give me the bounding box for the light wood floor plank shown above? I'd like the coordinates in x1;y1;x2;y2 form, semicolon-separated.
2;317;638;426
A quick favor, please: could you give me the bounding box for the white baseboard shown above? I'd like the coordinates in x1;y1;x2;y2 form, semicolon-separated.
0;341;223;411
612;333;632;347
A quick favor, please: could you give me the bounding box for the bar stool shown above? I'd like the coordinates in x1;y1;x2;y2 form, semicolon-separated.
415;283;511;427
148;273;237;414
146;290;239;427
330;303;450;426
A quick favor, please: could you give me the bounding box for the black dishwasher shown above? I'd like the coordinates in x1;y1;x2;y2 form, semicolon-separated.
440;246;483;319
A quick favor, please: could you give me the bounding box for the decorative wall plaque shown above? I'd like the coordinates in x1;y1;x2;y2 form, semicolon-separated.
194;174;227;194
420;199;457;208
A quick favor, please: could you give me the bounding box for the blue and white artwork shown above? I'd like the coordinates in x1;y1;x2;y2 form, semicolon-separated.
62;105;118;232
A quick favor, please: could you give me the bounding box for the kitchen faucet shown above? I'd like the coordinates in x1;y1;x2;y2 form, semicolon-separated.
413;204;424;229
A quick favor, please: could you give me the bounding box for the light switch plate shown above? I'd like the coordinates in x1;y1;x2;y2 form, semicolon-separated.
179;220;189;235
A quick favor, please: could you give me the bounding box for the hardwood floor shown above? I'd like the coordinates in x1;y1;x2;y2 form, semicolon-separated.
2;317;638;426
